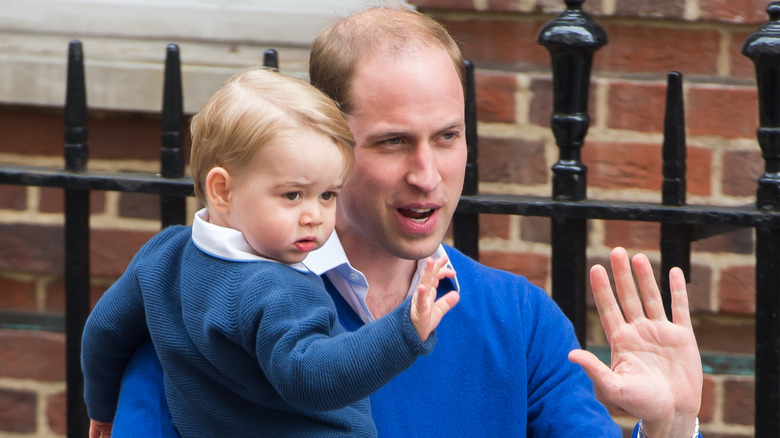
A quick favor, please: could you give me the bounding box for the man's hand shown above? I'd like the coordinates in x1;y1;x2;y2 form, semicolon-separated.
90;419;113;438
410;257;459;342
568;247;702;437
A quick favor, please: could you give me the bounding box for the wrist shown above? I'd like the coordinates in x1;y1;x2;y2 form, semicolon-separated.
638;417;699;438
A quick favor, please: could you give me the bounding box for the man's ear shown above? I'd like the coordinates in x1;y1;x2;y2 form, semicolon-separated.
205;167;232;214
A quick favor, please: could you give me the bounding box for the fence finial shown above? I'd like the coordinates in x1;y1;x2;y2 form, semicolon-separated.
741;1;780;211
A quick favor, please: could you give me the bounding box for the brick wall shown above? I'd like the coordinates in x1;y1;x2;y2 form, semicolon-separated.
0;0;770;436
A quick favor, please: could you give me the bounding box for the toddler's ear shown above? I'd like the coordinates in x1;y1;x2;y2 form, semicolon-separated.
205;167;232;213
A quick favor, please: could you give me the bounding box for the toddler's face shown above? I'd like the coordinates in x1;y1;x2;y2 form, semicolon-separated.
226;128;346;264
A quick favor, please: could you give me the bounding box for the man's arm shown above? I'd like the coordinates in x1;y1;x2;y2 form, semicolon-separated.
569;247;703;438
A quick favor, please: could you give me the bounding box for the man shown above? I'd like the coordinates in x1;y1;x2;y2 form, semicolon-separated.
111;6;702;437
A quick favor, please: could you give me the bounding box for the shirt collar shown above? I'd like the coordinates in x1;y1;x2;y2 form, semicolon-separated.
191;208;308;272
304;231;460;323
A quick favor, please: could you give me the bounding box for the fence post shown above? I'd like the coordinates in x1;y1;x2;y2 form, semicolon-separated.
453;60;479;260
160;44;187;227
742;2;780;435
537;0;606;345
64;40;90;438
660;71;690;320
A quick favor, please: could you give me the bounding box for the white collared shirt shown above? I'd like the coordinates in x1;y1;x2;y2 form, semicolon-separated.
191;208;308;272
304;231;460;324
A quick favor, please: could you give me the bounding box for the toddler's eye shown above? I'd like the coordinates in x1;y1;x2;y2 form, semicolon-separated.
284;192;302;201
321;191;337;201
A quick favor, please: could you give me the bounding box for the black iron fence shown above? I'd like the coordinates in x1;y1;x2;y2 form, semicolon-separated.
2;1;780;437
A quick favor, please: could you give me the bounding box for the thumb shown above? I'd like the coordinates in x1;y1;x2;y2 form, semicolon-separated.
568;349;622;401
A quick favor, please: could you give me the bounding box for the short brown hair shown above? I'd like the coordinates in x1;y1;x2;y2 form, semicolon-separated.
309;6;465;114
189;67;354;204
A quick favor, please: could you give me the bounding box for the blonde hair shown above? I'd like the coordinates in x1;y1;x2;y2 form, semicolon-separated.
309;6;465;114
189;67;354;204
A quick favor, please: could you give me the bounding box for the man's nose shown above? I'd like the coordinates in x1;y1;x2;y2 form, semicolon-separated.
405;142;442;192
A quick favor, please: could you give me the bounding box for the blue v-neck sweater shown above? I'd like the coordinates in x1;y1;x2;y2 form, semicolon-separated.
324;245;622;437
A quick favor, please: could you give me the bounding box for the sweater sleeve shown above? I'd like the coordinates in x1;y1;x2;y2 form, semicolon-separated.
243;267;434;412
522;282;622;437
81;227;184;423
81;257;151;423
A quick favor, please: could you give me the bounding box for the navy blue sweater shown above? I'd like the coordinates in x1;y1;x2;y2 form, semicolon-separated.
82;226;434;437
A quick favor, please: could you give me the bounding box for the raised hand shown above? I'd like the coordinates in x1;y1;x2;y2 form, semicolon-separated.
568;247;702;437
410;257;459;342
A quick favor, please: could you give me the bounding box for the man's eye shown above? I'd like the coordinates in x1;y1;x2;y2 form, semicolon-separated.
382;137;402;146
441;132;459;141
321;191;337;201
284;192;301;201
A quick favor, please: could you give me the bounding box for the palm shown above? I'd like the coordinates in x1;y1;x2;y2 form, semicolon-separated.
569;247;702;435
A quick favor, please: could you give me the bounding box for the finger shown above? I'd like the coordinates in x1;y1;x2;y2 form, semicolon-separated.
590;263;623;339
413;282;432;317
669;267;693;328
568;349;623;403
632;253;666;321
610;247;645;322
433;291;460;319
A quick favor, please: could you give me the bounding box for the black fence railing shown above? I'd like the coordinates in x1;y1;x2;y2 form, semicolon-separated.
1;1;780;437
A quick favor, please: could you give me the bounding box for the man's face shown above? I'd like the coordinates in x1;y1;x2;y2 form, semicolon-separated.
337;46;467;261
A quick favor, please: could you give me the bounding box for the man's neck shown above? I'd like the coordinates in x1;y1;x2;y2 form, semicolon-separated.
337;229;418;318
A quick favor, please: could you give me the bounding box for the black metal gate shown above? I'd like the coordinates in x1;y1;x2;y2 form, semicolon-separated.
1;1;780;437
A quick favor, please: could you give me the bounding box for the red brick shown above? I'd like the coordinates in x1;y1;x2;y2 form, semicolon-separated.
529;76;598;128
606;80;667;133
91;229;157;277
485;0;582;13
722;149;762;197
521;216;551;243
687;85;757;139
691;227;753;255
686;145;713;197
700;0;769;24
119;192;161;220
479;250;549;288
46;391;67;436
0;388;36;433
0;185;27;210
719;265;755;315
614;0;685;19
44;276;108;312
412;0;475;10
0;276;37;311
479;137;548;184
0;106;64;157
584;141;711;196
584;141;663;191
0;329;65;380
1;105;184;162
38;187;106;214
479;213;511;240
722;378;754;425
595;24;720;75
699;375;717;423
0;224;64;273
89;112;170;162
731;31;758;80
693;315;754;354
475;70;517;123
604;221;659;250
439;17;550;70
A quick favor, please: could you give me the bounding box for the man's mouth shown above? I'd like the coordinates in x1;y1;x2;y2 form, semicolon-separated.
399;208;436;223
